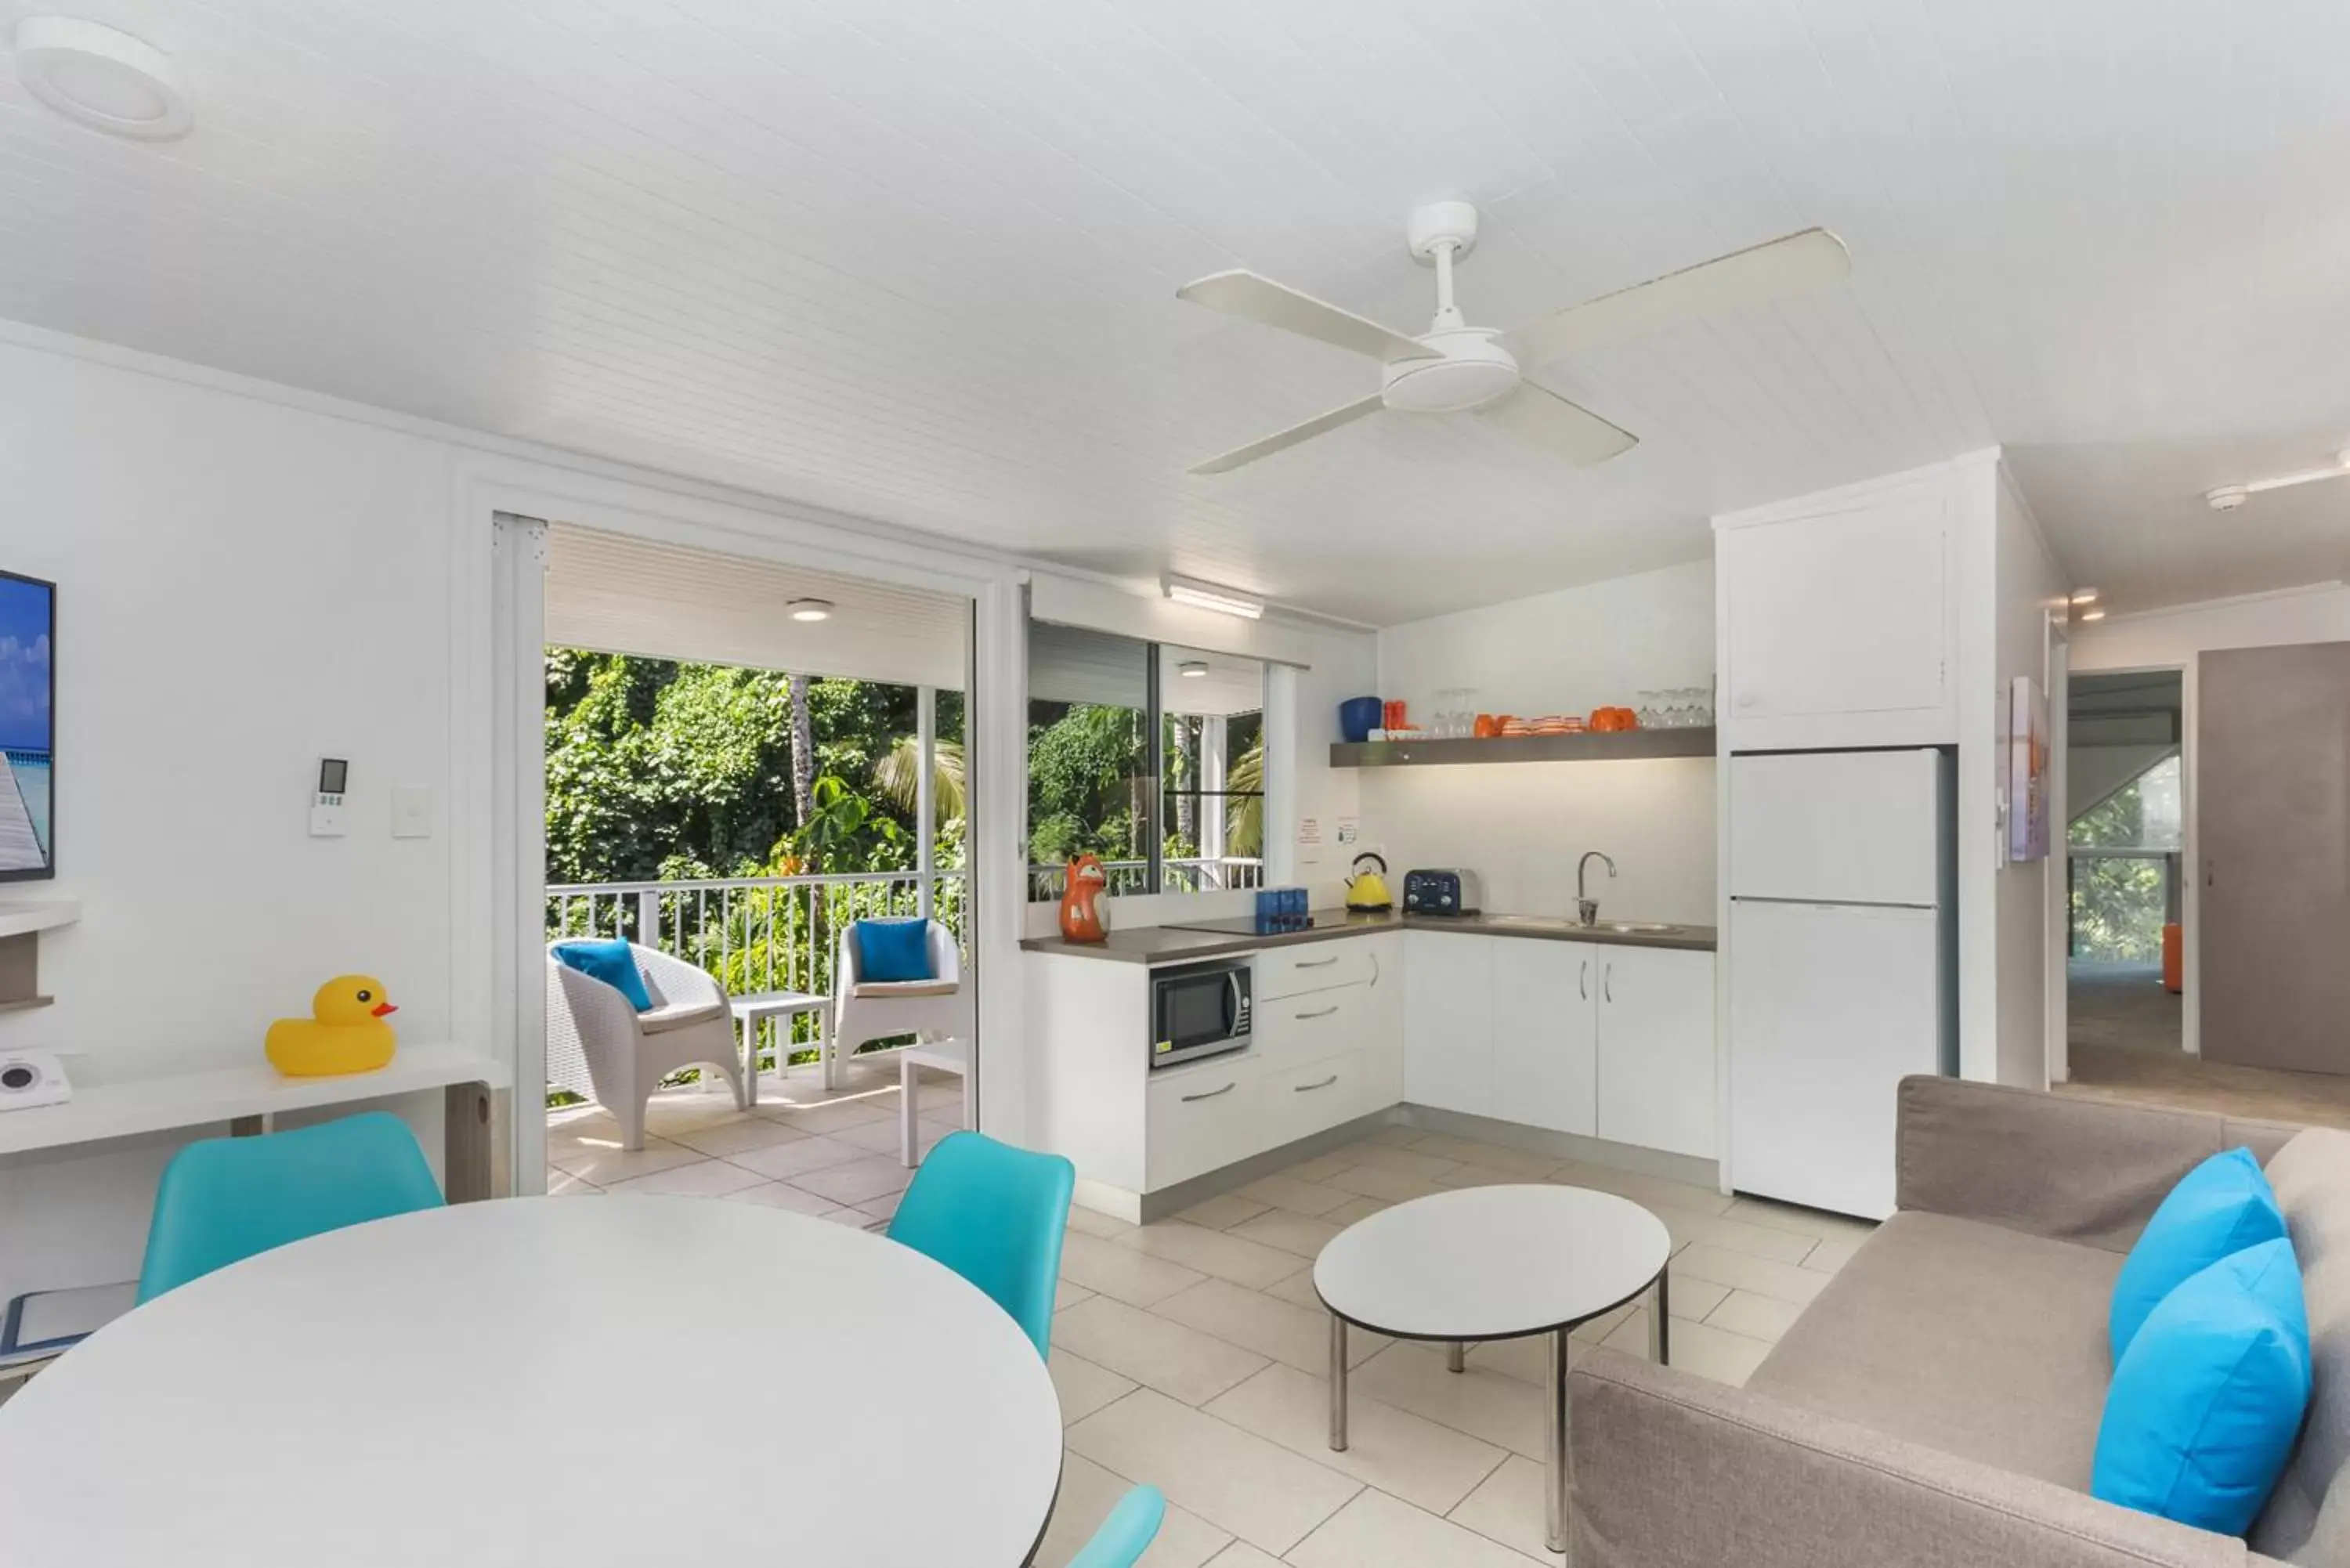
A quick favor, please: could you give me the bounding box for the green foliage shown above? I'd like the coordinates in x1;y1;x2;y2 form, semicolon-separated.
1026;702;1148;865
2067;757;2179;961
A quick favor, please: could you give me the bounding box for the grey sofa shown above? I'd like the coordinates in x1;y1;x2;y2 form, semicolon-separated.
1571;1076;2347;1567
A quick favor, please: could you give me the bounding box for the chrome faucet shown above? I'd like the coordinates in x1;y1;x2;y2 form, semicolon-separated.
1577;851;1617;927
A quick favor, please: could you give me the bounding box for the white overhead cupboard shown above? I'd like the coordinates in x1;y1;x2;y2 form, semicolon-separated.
1030;925;1719;1221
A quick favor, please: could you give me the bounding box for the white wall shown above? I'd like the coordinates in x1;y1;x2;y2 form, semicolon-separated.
1361;561;1716;922
1279;626;1377;902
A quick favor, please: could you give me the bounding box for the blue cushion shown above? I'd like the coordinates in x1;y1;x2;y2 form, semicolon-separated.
2092;1237;2312;1536
551;939;653;1011
2110;1148;2287;1359
854;918;935;984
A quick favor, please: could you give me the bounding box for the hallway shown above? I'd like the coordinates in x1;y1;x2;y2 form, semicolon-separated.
2061;960;2350;1129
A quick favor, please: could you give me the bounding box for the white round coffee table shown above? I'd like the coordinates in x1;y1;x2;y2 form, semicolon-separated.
1314;1183;1671;1555
0;1197;1062;1566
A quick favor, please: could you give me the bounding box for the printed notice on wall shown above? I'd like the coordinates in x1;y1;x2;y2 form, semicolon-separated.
1296;816;1321;847
1335;817;1359;846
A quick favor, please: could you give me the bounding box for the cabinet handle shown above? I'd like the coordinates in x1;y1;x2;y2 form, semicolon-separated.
1296;956;1340;968
1369;951;1382;988
1603;963;1614;1004
1295;1005;1339;1020
1579;959;1589;1001
1180;1082;1238;1103
1293;1075;1340;1093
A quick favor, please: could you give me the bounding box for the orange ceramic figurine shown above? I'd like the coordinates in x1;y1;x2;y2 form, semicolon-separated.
1059;854;1108;943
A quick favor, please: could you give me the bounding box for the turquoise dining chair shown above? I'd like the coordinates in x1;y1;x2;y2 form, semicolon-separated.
137;1111;445;1302
1068;1485;1166;1568
886;1129;1073;1358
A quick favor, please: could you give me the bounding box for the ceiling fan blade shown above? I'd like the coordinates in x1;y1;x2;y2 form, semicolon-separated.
1479;382;1639;467
1502;227;1851;371
1188;394;1386;475
1177;269;1431;363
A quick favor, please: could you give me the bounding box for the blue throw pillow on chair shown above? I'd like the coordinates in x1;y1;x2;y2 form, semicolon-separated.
2092;1237;2311;1536
2110;1147;2287;1360
551;939;654;1011
854;918;935;984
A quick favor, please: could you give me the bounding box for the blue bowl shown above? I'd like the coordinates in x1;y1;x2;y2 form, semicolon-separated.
1339;696;1382;743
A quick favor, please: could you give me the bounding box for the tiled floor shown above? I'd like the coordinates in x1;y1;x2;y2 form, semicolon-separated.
549;1078;1871;1566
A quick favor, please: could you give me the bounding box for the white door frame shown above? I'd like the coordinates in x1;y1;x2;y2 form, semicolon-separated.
454;454;1029;1192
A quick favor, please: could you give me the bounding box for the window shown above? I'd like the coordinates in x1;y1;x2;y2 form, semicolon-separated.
2069;754;2181;962
1026;625;1267;898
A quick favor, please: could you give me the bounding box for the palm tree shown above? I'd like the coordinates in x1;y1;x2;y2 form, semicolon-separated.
1225;737;1264;858
876;735;967;828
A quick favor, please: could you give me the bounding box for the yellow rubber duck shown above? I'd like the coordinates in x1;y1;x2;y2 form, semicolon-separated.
266;976;400;1077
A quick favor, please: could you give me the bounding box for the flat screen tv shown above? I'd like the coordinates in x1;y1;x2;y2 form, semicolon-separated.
0;570;53;882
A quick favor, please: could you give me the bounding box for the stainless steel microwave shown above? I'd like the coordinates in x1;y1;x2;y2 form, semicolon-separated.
1149;957;1252;1068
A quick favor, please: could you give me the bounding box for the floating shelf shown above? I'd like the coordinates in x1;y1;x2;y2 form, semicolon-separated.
1331;728;1716;768
0;901;78;1013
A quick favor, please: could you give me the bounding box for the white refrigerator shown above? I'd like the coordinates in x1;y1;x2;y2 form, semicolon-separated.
1726;748;1956;1219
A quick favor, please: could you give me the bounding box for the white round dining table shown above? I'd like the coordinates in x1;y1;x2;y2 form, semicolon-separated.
0;1196;1065;1566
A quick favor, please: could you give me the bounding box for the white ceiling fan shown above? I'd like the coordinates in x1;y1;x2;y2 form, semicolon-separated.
1176;201;1850;475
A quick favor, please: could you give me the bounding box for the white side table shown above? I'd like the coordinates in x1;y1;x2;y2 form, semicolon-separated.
728;990;828;1107
1314;1183;1670;1556
897;1038;967;1167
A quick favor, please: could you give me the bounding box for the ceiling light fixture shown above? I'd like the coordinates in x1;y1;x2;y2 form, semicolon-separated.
786;598;833;622
2204;448;2350;512
13;18;193;141
2069;587;2099;605
1162;576;1264;620
2078;608;2106;622
1177;659;1209;678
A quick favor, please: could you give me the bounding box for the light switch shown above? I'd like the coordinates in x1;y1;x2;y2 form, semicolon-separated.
391;787;435;840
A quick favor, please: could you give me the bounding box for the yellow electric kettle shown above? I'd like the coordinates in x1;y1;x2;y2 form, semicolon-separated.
1345;852;1394;912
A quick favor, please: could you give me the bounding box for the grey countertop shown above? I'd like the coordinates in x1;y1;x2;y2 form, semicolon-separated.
1021;909;1716;964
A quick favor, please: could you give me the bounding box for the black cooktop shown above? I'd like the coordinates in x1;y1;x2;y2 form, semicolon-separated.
1160;908;1398;937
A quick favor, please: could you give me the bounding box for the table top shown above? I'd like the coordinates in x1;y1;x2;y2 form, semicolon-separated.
1313;1183;1671;1341
728;988;827;1014
0;1198;1063;1566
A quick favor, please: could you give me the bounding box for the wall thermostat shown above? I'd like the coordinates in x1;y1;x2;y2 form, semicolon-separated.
309;757;349;838
0;1052;72;1111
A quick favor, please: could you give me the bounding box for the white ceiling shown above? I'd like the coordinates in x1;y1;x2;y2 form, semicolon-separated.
5;0;2349;623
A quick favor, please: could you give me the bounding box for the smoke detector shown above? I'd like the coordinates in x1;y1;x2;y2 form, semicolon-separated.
13;18;193;141
2206;486;2250;513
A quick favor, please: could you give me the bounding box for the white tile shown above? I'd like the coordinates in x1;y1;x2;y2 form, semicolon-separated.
1054;1295;1271;1405
1438;1164;1546;1190
639;1091;761;1134
1321;1165;1448;1203
1176;1193;1274;1230
851;1188;906;1223
1671;1245;1833;1306
765;1098;893;1134
1033;1453;1231;1568
1207;1362;1508;1516
1664;1272;1730;1321
1049;1349;1139;1425
544;1165;600;1197
1261;1268;1325;1312
1288;1487;1546;1568
544;1138;706;1186
1722;1197;1879;1245
666;1116;811;1158
1069;1205;1142;1239
1201;1546;1285;1568
600;1158;768;1198
1347;1342;1548;1459
829;1116;933;1155
1405;1137;1564;1179
1607;1313;1773;1387
1278;1152;1363;1183
1059;1231;1209;1308
1152;1278;1386;1375
1446;1454;1561;1563
1646;1204;1820;1264
1227;1209;1343;1259
1055;1279;1096;1311
1324;1196;1391;1225
1803;1238;1860;1275
723;1180;844;1215
788;1154;915;1206
720;1133;870;1180
1067;1388;1361;1555
1341;1145;1464;1183
1705;1290;1803;1342
1113;1223;1300;1289
1549;1163;1734;1219
1234;1174;1352;1216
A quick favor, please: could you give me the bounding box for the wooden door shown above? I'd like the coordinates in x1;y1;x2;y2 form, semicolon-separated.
2200;642;2350;1074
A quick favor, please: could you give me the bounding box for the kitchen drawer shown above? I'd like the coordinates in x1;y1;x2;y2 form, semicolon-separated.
1253;981;1368;1069
1256;939;1381;1000
1260;1053;1367;1151
1145;1056;1260;1191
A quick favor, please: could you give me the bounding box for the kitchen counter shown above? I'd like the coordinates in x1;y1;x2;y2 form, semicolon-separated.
1021;909;1716;963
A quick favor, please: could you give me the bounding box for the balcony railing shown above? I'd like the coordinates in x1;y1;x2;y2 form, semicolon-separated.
1025;856;1264;901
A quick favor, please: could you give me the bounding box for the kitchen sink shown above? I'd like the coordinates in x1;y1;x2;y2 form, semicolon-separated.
1477;913;1687;935
1597;921;1681;934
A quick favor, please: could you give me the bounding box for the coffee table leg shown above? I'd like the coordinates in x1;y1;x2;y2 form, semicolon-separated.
1650;1271;1669;1365
1447;1340;1466;1374
1328;1316;1349;1452
1546;1325;1571;1555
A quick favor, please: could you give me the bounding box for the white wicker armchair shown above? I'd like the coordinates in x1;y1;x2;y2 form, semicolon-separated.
546;942;746;1150
829;920;971;1089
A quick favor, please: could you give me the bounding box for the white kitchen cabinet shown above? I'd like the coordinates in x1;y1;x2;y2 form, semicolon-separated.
1253;981;1371;1073
1261;1053;1371;1150
1356;931;1405;1110
1402;930;1493;1116
1595;946;1717;1160
1145;1055;1261;1191
1490;939;1597;1136
1717;483;1954;750
1257;939;1379;999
